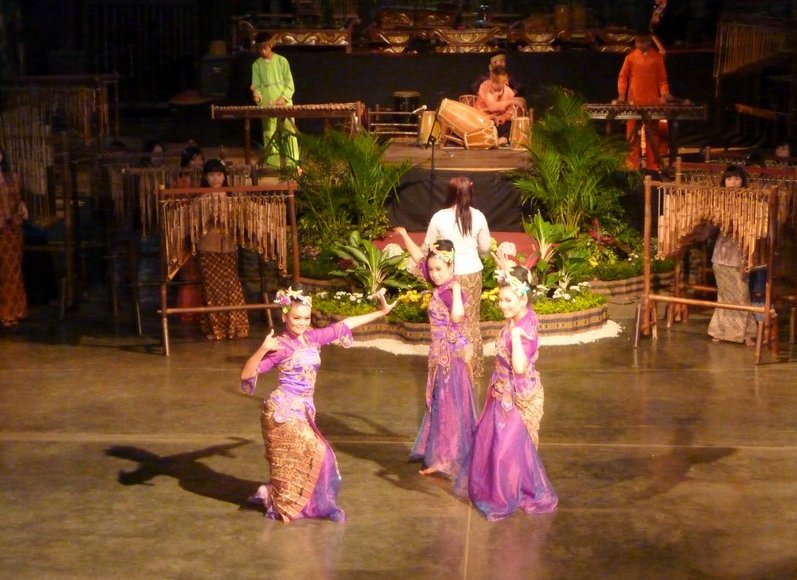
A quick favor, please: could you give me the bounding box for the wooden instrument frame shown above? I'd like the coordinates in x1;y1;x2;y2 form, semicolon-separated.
156;183;300;356
584;102;707;168
211;103;364;164
635;174;780;364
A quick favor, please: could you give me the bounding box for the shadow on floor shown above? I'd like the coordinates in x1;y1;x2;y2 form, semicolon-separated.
105;437;260;507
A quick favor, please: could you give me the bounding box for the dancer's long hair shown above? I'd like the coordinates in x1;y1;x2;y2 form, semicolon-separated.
445;176;474;237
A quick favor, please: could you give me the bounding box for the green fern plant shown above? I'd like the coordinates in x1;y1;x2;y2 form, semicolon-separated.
296;130;412;246
513;86;634;232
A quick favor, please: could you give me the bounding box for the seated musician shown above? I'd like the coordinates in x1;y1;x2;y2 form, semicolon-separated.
250;32;300;169
615;33;672;171
475;66;523;146
470;54;524;102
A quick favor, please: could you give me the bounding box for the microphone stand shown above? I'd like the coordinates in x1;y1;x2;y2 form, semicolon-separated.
424;107;440;218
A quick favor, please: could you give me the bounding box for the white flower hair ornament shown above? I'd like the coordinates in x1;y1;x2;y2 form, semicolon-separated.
497;241;517;257
495;268;531;297
429;244;455;264
275;287;312;312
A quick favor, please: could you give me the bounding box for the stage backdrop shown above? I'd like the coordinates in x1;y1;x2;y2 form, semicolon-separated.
388;168;526;232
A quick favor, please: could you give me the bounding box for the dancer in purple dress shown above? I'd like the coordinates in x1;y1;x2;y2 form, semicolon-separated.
240;286;394;522
394;228;477;478
456;264;558;521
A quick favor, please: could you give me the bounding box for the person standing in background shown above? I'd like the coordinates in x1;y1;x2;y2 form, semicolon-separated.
251;32;300;168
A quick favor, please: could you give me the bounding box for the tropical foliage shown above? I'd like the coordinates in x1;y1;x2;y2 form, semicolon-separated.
329;231;413;297
310;283;606;323
521;212;592;293
512;87;635;231
296;130;412;248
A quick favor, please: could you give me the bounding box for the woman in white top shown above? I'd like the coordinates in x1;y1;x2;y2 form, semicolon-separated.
424;176;491;378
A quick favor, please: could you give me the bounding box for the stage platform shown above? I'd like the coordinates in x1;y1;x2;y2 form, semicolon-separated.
384;140;531;233
382;140;530;172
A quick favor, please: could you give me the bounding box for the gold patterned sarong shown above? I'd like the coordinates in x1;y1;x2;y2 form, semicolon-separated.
459;272;484;379
198;251;249;340
261;398;327;521
515;377;545;448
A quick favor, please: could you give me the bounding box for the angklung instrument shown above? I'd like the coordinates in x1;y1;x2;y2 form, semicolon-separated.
211;103;365;163
156;183;300;356
636;176;779;364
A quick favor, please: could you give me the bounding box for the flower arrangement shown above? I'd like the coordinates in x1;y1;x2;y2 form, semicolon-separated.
311;283;606;324
311;290;375;317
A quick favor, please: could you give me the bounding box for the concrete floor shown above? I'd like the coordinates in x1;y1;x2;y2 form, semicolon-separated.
2;298;797;580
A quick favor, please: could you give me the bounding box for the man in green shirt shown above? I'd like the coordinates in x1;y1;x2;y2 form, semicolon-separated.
250;32;300;168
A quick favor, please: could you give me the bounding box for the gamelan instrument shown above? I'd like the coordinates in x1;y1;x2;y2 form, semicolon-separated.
436;98;497;150
636;177;779;364
585;102;707;167
211;102;365;163
509;116;531;150
583;102;706;121
418;110;441;146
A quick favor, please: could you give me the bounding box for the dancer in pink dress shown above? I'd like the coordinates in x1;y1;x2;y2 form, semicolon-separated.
456;264;558;520
240;286;394;522
394;228;477;478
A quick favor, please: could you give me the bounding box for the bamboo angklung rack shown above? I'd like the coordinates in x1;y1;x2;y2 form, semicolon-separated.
2;74;121;145
156;183;300;356
635;175;780;364
94;163;256;325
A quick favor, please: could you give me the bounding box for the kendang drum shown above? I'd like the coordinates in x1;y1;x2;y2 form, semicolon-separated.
418;110;441;146
437;98;496;149
509;116;531;150
464;126;499;149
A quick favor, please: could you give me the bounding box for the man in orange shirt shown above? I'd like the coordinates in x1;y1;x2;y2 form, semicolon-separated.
616;34;672;170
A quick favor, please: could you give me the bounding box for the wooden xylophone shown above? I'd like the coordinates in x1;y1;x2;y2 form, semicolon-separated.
585;102;707;168
211;102;364;121
584;103;707;121
211;102;365;164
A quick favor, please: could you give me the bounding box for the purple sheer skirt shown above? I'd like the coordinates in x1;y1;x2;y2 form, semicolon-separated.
294;445;346;522
455;396;558;521
410;358;477;478
249;427;346;523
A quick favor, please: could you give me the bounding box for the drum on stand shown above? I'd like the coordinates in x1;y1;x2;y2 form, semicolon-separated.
436;98;497;149
509;116;531;150
418;110;441;146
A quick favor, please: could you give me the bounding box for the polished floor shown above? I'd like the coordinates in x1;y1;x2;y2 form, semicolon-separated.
1;297;797;580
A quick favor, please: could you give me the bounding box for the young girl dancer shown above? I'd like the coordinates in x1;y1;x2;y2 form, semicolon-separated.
394;227;477;478
456;263;558;521
240;286;394;522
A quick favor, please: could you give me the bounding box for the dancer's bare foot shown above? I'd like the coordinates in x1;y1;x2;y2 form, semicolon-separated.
419;466;436;476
